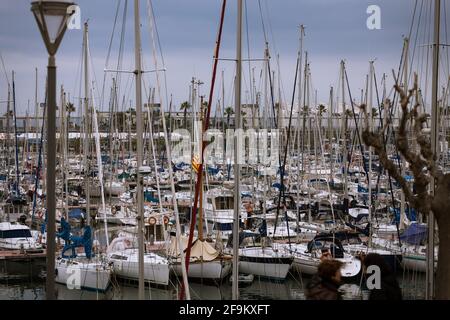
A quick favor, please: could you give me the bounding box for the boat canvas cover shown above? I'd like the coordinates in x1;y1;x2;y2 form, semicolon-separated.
400;223;427;245
169;236;219;262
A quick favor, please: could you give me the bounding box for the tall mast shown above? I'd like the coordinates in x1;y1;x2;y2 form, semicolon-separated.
296;25;305;240
133;0;145;300
368;60;374;247
83;22;91;226
6;85;11;185
35;67;39;154
232;0;243;301
12;72;20;195
329;86;334;185
427;0;440;300
400;38;408;231
341;61;348;208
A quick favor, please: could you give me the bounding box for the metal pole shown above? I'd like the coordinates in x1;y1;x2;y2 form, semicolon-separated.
232;0;242;301
46;55;56;300
35;67;39;154
427;0;440;300
83;22;91;226
400;38;408;231
134;0;145;300
341;61;348;208
296;25;304;235
368;61;374;247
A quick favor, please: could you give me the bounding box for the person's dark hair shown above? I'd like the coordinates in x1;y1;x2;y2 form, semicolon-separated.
317;259;344;281
363;253;393;276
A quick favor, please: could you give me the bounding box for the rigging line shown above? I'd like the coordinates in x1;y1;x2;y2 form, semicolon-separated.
423;0;433;106
373;68;403;246
148;0;170;132
115;0;129;103
444;0;450;79
263;0;278;60
408;0;425;86
273;53;300;243
267;54;279;130
0;51;10;86
72;35;84;103
408;0;419;42
417;0;427;99
149;0;166;68
244;0;254;108
100;0;122;109
87;34;103;111
385;38;409;175
343;69;370;188
179;0;227;301
257;0;268;44
31;81;48;224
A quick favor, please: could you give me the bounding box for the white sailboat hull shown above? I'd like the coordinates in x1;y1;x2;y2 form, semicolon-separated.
108;250;170;285
238;247;293;280
55;258;111;292
171;259;232;280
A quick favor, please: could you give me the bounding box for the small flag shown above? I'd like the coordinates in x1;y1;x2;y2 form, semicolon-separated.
192;155;200;173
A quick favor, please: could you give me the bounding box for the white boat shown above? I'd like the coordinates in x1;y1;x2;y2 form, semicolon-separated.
89;179;126;198
96;205;137;225
238;246;294;280
168;236;232;280
278;236;361;278
107;236;170;285
266;224;298;239
104;181;127;197
0;222;43;251
401;245;438;272
203;188;234;223
55;255;112;292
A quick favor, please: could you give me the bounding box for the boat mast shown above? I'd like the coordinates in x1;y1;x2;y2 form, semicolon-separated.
368;60;374;247
427;0;440;300
11;72;20;197
83;22;91;226
296;25;304;238
35;68;38;155
328;86;334;185
6;85;10;186
232;0;243;301
133;0;145;300
341;61;348;212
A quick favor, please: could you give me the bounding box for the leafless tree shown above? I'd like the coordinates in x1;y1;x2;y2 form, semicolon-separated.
361;72;449;299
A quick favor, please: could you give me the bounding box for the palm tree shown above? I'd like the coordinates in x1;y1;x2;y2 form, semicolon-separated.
371;107;378;119
318;104;326;134
242;111;248;128
66;102;75;130
180;101;191;128
224;107;234;128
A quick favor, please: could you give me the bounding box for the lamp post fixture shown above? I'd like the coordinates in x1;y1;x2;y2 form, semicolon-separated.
30;0;75;300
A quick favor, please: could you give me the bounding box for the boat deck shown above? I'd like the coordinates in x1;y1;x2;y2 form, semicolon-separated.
0;248;46;261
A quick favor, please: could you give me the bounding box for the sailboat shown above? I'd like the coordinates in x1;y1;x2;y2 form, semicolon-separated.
107;235;170;285
168;234;232;281
54;22;112;293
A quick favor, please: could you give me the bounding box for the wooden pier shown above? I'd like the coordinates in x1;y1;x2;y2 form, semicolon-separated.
0;248;46;262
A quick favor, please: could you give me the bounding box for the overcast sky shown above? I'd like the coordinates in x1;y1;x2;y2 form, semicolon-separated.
0;0;447;116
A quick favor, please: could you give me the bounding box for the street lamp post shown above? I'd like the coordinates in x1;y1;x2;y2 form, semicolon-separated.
30;0;75;300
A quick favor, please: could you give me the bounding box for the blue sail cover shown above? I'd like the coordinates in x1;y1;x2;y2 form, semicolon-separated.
400;223;427;245
207;166;220;175
68;208;85;221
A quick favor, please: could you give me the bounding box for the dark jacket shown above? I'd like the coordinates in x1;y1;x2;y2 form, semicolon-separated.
368;274;402;300
305;275;342;300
